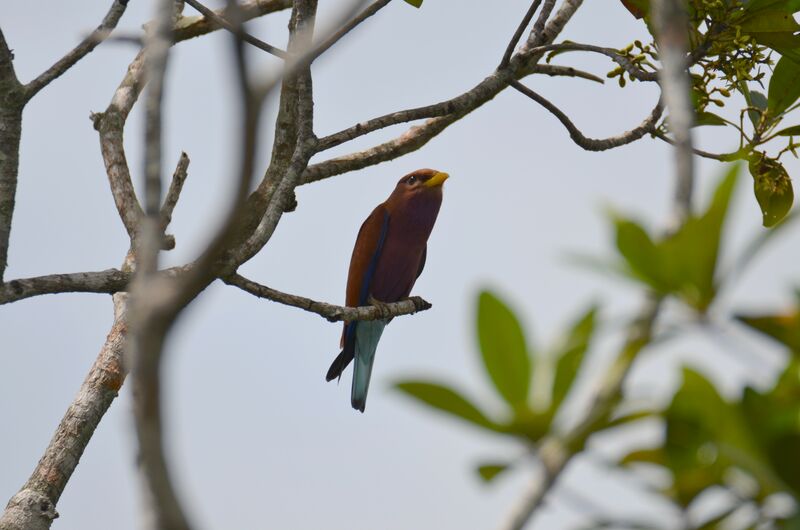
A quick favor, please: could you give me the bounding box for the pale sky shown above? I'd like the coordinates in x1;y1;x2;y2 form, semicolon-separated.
1;1;798;529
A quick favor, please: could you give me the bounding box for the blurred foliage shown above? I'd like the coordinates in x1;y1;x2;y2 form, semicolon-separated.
395;294;608;481
614;0;800;227
396;161;800;527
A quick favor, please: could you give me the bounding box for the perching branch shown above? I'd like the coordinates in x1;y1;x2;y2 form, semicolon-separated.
22;0;129;101
225;273;432;322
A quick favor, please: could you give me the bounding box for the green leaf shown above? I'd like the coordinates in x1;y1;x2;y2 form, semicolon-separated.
601;409;658;431
394;380;506;433
750;90;769;129
665;367;772;505
736;309;800;350
694;111;727;127
748;153;795;227
776;125;800;136
613;217;665;290
551;305;598;410
748;31;800;64
744;0;787;12
768;56;800;116
620;447;667;466
477;291;531;407
403;0;423;6
740;7;800;32
659;163;739;310
476;462;510;482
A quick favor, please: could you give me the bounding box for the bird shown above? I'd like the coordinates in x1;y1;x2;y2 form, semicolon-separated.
326;168;449;412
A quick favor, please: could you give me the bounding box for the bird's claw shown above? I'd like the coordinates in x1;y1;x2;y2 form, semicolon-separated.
367;295;393;319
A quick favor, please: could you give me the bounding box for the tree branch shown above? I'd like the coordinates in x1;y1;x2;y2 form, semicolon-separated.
22;0;129;101
160;152;190;232
0;291;130;530
0;269;130;305
509;80;662;151
305;0;390;64
173;0;292;42
500;0;542;69
224;273;431;321
182;0;289;59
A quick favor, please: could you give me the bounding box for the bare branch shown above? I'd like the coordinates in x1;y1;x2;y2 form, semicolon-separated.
224;273;431;321
174;0;292;42
182;0;289;58
0;269;130;305
651;130;738;161
0;27;19;86
22;0;129;101
0;291;130;530
527;42;658;82
306;0;389;64
500;0;542;69
509;80;662;151
531;64;603;83
160;152;190;231
91;52;147;241
528;0;582;48
529;0;556;44
0;28;24;284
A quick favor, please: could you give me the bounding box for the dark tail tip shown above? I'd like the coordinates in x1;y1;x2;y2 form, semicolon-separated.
326;350;349;382
351;397;366;413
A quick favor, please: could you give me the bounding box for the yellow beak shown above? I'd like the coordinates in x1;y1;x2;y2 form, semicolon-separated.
424;171;449;188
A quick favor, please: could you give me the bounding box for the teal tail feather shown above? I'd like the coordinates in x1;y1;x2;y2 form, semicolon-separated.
351;320;386;412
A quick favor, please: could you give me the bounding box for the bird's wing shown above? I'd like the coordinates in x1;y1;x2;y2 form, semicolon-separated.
336;204;390;355
346;204;390;307
416;245;427;279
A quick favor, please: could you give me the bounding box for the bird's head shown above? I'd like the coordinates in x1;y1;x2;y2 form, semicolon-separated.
391;168;449;202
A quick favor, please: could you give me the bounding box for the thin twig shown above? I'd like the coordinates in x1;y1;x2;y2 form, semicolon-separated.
182;0;289;58
650;130;736;161
305;0;389;64
22;0;128;101
500;0;542;69
160;152;190;231
224;273;431;321
509;80;663;151
532;64;604;83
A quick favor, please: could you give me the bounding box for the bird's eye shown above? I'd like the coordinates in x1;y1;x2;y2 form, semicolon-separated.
408;175;417;184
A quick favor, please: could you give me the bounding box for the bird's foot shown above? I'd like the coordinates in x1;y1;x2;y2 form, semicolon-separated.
367;295;393;319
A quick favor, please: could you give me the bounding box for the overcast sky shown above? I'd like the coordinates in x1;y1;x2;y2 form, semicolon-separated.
1;1;798;529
